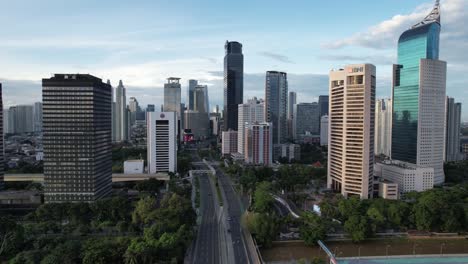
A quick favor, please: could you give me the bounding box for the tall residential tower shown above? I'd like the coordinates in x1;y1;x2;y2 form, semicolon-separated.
265;71;288;144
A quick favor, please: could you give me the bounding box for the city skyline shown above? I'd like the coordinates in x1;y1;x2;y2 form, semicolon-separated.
1;0;467;120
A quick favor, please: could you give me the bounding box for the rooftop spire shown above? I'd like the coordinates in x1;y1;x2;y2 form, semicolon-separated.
412;0;441;29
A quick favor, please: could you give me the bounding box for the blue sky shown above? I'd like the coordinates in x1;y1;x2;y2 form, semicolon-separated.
1;0;467;120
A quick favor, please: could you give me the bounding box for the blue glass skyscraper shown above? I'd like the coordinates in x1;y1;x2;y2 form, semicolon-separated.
391;0;447;185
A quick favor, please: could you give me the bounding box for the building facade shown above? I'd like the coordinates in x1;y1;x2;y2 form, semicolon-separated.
0;84;3;189
288;92;297;139
327;64;376;199
320;115;328;146
391;2;446;185
147;112;177;174
42;74;112;202
222;130;238;155
375;161;434;194
265;71;288;144
375;98;392;157
184;110;210;140
188;79;198;111
224;41;244;131
115;80;128;141
293;102;320;141
194;85;209;114
33;102;43;133
245;122;273;166
237;97;265;155
445;97;462;162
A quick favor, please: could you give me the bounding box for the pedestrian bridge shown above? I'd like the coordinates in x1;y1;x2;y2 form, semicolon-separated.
4;173;171;183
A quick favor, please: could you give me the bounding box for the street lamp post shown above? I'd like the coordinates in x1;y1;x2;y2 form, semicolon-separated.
440;243;446;256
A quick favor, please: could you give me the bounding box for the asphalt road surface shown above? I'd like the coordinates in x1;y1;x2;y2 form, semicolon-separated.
192;174;220;264
215;166;251;264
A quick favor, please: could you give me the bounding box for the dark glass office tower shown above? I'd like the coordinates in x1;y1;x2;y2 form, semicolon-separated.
265;71;288;144
392;2;441;164
43;74;112;202
318;95;329;118
223;41;244;131
0;84;3;190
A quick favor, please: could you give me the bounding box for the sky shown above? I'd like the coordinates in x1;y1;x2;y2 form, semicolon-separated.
0;0;467;120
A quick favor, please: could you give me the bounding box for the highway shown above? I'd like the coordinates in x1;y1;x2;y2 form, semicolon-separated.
215;164;251;264
192;172;220;264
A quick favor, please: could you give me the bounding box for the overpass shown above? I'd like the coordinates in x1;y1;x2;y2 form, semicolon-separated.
4;173;170;183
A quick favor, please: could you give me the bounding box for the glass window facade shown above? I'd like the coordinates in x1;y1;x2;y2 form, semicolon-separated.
392;23;440;163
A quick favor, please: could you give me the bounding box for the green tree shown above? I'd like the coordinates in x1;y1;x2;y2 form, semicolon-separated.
0;216;24;258
344;215;369;242
299;212;328;245
249;213;279;248
253;182;274;214
132;196;158;226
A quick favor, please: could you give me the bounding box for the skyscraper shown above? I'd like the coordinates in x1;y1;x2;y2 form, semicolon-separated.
108;80;117;142
265;71;288;144
164;77;182;139
293;102;320;140
328;64;376;199
318;95;329;118
288;92;297;139
194;85;209;114
147;112;177;174
129;96;140;127
375;98;392;157
188;79;198;111
42;74;112;202
33;102;43;133
146;104;155;112
238;97;265;155
223;41;244;131
320;115;328;146
445;97;462;162
0;84;3;190
14;105;34;134
115;80;128;141
245;122;273;166
391;1;446;185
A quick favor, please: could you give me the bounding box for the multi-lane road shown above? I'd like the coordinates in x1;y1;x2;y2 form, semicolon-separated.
215;164;252;264
192;172;220;264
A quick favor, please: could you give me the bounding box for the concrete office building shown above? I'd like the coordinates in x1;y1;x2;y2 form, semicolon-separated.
375;161;434;193
320;115;328;146
194;85;209;114
164;77;182;139
445;97;462;162
273;143;300;162
238;97;265;155
124;160;144;174
222;130;238;155
391;1;446;185
288;92;297;139
224;41;244;131
3;108;8;135
33;102;43;133
129;97;141;127
375;98;392;157
245;122;273;166
294;102;320;141
42;74;112;202
265;71;288;144
327;64;376;199
147;112;177;174
115;80;128;141
146;104;155;112
210;113;221;136
188;79;198;111
377;181;399;200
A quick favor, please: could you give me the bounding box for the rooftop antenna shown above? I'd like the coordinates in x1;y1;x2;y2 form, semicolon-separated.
412;0;441;28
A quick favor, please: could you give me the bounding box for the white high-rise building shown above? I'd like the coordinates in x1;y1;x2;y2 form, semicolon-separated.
115;80;128;141
320;115;328;146
108;80;117;142
237;97;265;155
327;64;376;199
147;112;177;174
375;98;392;157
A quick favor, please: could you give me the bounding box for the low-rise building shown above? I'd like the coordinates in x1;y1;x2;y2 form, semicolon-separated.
124;160;145;174
375;161;434;194
377;181;399;200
